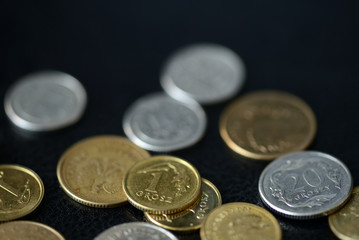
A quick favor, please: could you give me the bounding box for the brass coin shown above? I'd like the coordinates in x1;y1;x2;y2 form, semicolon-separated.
0;165;44;222
57;135;150;208
145;178;222;231
200;202;282;240
219;90;316;160
0;221;65;240
329;187;359;240
123;155;202;214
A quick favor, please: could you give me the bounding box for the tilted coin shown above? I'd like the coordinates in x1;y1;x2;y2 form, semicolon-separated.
4;70;87;131
160;43;246;104
0;164;44;221
123;155;202;214
94;222;178;240
200;202;282;240
329;186;359;240
259;151;352;219
123;92;206;152
0;221;65;240
145;178;222;231
219;90;316;160
57;135;150;207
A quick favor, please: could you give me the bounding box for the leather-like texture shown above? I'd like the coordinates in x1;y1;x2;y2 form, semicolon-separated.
1;1;358;239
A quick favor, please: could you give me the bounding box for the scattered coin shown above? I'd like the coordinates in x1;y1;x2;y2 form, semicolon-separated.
4;70;87;131
57;135;150;208
219;90;317;160
258;151;352;219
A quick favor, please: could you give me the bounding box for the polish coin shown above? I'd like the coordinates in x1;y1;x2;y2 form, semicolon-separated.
258;151;352;219
123;93;206;152
4;70;87;131
160;43;246;104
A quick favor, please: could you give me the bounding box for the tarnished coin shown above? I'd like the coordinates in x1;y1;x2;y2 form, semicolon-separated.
259;151;352;219
0;165;44;221
219;90;316;160
160;43;246;104
200;202;282;240
123;93;206;152
57;135;150;207
329;187;359;240
0;221;65;240
94;222;178;240
4;70;87;131
123;155;202;214
145;178;222;231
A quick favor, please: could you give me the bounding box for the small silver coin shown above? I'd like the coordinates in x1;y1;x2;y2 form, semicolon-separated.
258;151;352;219
160;43;246;104
94;222;179;240
4;71;87;131
123;93;206;152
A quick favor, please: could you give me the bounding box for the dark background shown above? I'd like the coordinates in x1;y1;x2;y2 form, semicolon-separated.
1;1;358;239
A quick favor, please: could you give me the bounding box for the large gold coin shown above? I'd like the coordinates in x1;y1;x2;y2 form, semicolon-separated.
0;165;44;222
57;135;150;207
145;178;222;231
200;202;282;240
219;90;316;160
0;221;65;240
329;187;359;240
123;155;202;214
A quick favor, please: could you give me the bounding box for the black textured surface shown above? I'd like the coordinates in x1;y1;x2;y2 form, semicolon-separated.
1;1;359;239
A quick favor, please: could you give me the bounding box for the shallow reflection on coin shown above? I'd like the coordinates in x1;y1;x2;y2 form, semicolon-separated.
259;151;352;219
220;90;316;160
329;187;359;240
0;165;44;221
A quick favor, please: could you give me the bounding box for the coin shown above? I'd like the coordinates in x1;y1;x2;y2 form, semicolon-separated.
219;90;317;160
0;221;65;240
200;202;282;240
57;135;150;207
258;151;352;219
160;43;246;104
4;70;87;131
329;186;359;240
0;164;44;221
123;93;206;152
123;155;202;214
145;178;222;231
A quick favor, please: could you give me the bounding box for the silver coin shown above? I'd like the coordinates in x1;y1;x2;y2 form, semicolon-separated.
123;93;206;152
258;151;352;219
160;43;246;104
94;222;178;240
4;70;87;131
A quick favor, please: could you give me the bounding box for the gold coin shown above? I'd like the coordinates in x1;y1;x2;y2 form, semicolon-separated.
123;155;202;214
145;178;222;231
0;164;44;222
219;90;316;160
0;221;65;240
329;187;359;240
57;135;150;207
200;202;282;240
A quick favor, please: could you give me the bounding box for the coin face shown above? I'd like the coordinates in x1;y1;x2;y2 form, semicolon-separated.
200;202;282;240
145;178;222;231
161;43;246;104
4;70;87;131
123;155;202;214
123;93;206;152
219;90;317;160
329;187;359;240
0;221;65;240
259;151;353;219
0;165;44;221
94;222;178;240
57;135;150;207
